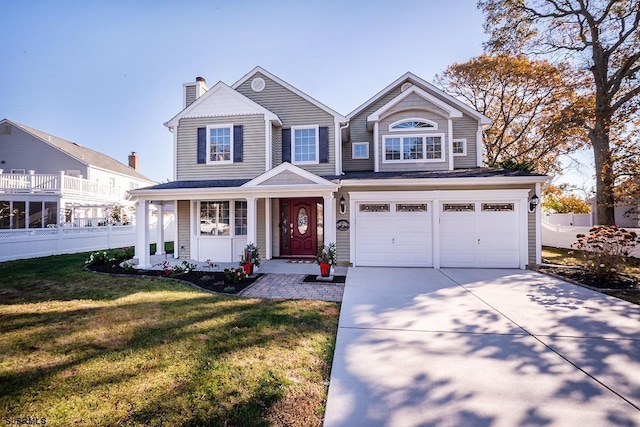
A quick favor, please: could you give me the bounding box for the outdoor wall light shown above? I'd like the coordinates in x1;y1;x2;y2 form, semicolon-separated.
529;194;540;212
339;195;347;214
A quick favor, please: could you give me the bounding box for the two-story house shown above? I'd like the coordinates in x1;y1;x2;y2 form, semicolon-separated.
0;119;155;229
130;67;547;269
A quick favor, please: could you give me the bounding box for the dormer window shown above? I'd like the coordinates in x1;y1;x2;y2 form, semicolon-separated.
389;118;437;131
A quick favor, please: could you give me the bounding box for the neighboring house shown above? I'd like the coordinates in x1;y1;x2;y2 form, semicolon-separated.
129;67;548;269
0;119;156;229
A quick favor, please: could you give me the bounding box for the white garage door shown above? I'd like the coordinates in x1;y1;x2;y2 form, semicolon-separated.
355;202;432;267
440;202;520;268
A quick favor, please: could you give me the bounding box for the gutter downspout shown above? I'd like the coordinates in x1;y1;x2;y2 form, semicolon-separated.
337;121;350;176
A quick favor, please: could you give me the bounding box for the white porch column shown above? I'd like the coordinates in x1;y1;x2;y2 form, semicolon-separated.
246;197;257;245
323;194;336;246
265;198;272;259
155;203;165;255
135;200;151;268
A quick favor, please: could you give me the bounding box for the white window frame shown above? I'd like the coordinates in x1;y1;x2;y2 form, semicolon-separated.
352;142;369;159
206;124;234;165
382;133;445;163
389;118;438;132
291;125;319;165
452;138;467;157
10;169;26;174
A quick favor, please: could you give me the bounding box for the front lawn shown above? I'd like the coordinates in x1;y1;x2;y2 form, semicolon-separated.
0;253;339;426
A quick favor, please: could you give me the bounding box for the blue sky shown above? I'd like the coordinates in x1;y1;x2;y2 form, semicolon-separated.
0;0;593;189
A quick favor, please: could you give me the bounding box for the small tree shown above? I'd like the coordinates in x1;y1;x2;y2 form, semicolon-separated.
571;225;640;278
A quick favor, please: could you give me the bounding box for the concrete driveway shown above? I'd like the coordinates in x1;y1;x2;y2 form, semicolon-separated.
324;268;640;426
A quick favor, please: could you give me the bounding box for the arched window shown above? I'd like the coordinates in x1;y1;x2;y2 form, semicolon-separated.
389;118;438;131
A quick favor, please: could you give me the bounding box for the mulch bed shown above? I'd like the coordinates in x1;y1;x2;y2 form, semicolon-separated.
302;275;346;284
537;265;639;290
87;262;261;294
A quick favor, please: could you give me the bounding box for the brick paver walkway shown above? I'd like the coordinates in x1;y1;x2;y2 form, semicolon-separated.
239;273;344;302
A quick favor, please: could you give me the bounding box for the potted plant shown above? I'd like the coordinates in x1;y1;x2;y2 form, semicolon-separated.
239;243;260;275
316;242;337;277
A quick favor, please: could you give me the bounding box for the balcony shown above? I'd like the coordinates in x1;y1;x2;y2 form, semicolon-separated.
0;172;122;202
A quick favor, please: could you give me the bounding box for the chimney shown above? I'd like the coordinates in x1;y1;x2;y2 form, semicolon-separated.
128;152;139;170
183;76;208;108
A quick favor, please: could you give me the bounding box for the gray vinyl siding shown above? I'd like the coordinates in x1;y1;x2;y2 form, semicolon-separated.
0;126;88;175
176;115;265;180
334;190;350;264
271;199;279;257
378;110;450;173
453;114;479;168
185;85;197;107
257;199;266;261
528;209;536;266
271;125;278;169
177;200;191;259
236;72;337;176
345;85;403;172
261;170;315;185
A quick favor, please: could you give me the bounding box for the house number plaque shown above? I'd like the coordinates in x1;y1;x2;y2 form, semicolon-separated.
336;219;350;231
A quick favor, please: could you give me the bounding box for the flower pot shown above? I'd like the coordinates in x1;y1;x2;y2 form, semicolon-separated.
242;262;254;275
319;262;331;277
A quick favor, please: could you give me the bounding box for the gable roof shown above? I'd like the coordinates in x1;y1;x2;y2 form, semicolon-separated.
2;119;154;182
232;66;348;122
242;161;337;188
366;85;463;129
165;81;282;129
347;72;492;127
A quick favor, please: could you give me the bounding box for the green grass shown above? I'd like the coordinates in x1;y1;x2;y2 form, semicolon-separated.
0;253;339;426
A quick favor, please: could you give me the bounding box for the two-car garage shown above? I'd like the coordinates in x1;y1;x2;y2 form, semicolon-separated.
351;190;528;269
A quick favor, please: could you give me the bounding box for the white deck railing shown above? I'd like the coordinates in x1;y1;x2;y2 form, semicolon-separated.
0;173;121;202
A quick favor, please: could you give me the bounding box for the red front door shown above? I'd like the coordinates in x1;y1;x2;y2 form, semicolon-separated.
280;198;322;257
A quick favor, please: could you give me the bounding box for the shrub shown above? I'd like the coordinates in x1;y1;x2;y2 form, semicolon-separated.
224;267;246;284
571;225;640;278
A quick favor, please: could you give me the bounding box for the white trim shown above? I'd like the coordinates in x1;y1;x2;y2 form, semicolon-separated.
172;128;178;181
205;124;234;165
367;86;462;124
382;133;446;163
265;120;272;171
340;175;549;188
243;161;336;188
291;125;319;165
389;118;438;131
348;72;492;126
352;142;369;159
476;125;484;167
452;138;467;157
265;198;272;259
432;198;441;268
447;119;454;170
165;81;282;129
334;119;341;176
231;66;347;122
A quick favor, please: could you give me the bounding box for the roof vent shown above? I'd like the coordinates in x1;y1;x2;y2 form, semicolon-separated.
401;82;412;92
251;77;266;92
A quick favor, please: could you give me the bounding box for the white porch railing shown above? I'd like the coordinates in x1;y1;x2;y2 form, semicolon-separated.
0;173;122;202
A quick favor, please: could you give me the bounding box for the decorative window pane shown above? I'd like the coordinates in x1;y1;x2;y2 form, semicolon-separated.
403;137;423;160
453;139;466;156
200;201;230;236
294;128;317;163
443;203;475;212
352;142;369;159
397;204;428;212
297;207;309;235
359;204;390;212
209;127;232;162
234;201;247;235
482;203;514;212
390;119;437;130
385;138;401;160
425;136;442;159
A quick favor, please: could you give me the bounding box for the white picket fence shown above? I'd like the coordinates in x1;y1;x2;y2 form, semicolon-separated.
0;216;175;262
541;219;640;258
